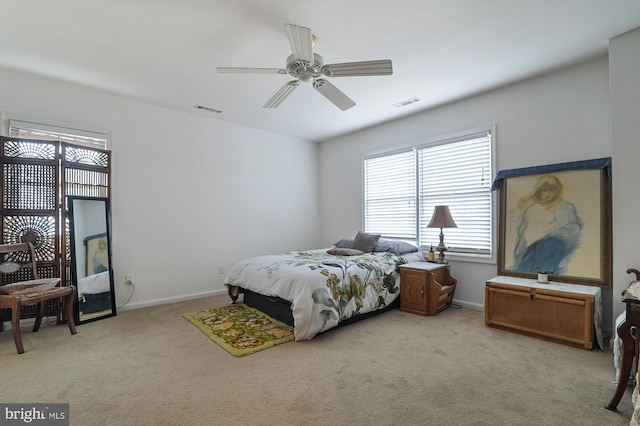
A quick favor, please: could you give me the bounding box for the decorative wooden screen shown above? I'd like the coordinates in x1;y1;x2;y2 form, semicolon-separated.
61;143;111;288
0;136;111;324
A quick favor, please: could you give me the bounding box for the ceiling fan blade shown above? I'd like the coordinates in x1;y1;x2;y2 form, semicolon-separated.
217;67;287;74
285;23;314;65
312;79;355;111
321;60;393;77
263;80;300;108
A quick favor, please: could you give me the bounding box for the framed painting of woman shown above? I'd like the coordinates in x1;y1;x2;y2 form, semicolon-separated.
85;233;110;276
495;159;612;287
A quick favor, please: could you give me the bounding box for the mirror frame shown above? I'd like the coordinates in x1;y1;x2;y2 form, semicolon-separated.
68;196;116;324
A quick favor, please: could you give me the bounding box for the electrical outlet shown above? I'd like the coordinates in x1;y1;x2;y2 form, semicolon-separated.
218;265;225;275
125;274;135;285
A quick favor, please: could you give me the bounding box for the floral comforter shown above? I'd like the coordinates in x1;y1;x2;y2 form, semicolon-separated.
224;248;424;341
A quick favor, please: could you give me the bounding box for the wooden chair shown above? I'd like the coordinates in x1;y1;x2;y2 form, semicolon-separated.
0;242;76;354
607;268;640;410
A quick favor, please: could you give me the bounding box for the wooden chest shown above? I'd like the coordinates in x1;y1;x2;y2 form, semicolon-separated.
485;277;595;349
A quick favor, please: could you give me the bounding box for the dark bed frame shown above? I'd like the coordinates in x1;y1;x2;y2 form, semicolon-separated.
80;291;111;314
229;287;400;331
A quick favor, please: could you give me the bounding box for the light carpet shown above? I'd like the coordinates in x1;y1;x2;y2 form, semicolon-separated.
1;295;634;425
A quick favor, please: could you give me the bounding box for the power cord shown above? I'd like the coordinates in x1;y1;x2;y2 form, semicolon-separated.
117;283;135;309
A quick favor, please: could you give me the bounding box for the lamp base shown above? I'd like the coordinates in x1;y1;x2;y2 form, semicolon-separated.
435;247;448;264
435;228;448;264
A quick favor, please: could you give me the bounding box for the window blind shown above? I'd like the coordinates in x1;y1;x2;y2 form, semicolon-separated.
9;120;108;150
363;130;492;255
419;132;492;254
364;148;416;239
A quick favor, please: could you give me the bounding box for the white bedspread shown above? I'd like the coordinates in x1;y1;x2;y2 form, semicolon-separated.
77;271;110;298
224;248;424;341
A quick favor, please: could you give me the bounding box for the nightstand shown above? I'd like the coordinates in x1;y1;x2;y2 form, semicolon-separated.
398;262;457;316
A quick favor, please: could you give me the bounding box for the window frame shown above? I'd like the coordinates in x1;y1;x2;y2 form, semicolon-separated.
362;126;496;263
1;113;110;150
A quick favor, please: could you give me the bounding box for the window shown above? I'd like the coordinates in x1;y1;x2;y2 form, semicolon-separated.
8;119;108;150
363;129;493;257
363;148;417;240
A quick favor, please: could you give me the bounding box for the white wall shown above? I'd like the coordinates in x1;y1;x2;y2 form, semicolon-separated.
1;31;635;336
319;56;615;325
610;27;640;323
0;67;321;309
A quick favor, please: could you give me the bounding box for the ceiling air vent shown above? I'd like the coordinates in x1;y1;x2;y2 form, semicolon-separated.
194;104;222;114
393;97;421;108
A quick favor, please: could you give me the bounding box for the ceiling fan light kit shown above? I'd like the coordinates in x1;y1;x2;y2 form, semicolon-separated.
217;23;393;110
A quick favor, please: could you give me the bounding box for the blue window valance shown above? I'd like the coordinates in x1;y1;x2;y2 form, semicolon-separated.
491;157;612;191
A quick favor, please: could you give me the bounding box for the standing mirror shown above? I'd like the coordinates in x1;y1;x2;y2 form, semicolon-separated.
68;196;116;324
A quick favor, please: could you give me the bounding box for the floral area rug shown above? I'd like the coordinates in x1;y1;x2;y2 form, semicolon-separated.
183;303;294;357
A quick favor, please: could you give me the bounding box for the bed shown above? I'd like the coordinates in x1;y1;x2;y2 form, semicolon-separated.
77;271;111;314
224;234;424;341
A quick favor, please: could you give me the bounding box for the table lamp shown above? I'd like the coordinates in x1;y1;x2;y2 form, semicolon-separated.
427;205;458;264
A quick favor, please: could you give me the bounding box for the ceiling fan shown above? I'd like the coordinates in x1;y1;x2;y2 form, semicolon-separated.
216;23;393;111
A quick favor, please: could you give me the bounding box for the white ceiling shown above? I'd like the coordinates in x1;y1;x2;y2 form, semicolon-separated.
1;1;639;142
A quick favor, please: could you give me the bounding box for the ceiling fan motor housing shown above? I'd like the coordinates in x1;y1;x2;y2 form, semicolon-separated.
286;53;324;81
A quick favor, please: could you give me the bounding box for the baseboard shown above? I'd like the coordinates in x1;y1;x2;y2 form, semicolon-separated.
1;290;228;329
453;299;484;311
118;288;228;312
117;293;486;314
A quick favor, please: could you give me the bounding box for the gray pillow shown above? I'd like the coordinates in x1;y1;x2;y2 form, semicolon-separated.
350;231;381;253
374;239;419;255
334;238;354;248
